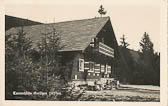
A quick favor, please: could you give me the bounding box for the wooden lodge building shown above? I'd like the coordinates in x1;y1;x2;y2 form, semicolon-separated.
6;16;121;85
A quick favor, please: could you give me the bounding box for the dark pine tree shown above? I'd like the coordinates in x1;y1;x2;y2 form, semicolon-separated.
120;34;130;48
118;34;135;84
140;32;154;55
36;26;68;93
98;5;107;17
5;27;36;99
139;32;159;85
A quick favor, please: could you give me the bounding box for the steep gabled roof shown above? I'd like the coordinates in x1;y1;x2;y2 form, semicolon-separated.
5;15;42;31
6;17;110;51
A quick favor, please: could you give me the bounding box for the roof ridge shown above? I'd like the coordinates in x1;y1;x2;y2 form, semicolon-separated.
6;16;111;52
46;16;110;25
8;17;110;30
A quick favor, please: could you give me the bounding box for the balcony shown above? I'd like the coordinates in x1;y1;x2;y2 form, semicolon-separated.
98;42;114;58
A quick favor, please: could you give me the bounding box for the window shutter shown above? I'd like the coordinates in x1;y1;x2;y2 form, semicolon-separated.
105;65;108;74
79;59;84;72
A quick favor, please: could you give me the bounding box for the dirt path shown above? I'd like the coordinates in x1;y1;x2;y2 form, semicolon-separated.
120;85;160;91
79;85;160;101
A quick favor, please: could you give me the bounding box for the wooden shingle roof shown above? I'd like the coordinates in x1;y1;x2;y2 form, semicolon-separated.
5;15;42;31
6;17;110;51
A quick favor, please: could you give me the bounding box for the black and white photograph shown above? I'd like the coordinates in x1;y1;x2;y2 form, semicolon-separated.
2;0;167;105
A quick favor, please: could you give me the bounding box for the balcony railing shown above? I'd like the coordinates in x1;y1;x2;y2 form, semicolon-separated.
98;42;114;58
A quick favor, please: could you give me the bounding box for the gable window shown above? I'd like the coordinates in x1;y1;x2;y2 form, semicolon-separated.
91;38;95;42
90;37;98;47
79;59;84;72
90;38;95;47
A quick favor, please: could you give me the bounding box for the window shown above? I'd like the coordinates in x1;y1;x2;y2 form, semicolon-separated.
91;38;95;42
88;62;94;72
75;75;78;79
84;62;90;70
90;37;98;47
88;73;91;76
79;59;84;72
90;38;95;47
101;65;105;73
95;64;100;73
107;65;111;73
93;73;95;76
97;74;99;76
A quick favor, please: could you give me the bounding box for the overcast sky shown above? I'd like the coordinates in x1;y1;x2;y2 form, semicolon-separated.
5;0;160;52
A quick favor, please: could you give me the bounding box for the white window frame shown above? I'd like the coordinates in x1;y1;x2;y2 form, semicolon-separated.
105;65;108;74
84;62;90;70
79;59;84;72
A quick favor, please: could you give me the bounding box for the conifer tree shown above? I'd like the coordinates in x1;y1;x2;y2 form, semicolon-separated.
37;26;67;92
139;32;159;85
140;32;154;55
5;27;35;99
120;34;130;48
98;5;107;17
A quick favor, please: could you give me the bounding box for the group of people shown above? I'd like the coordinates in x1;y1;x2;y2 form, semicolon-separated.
94;79;120;90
